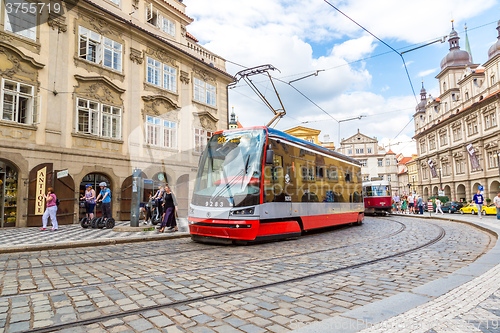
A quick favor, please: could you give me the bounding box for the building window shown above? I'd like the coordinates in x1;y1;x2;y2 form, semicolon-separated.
429;137;436;150
455;159;465;174
76;98;121;139
420;141;426;154
194;78;216;107
387;175;391;182
194;128;213;153
79;27;122;72
452;126;462;141
491;74;496;85
467;120;478;136
355;148;364;154
107;0;121;6
348;149;353;155
162;17;175;36
362;175;369;181
443;82;447;91
1;79;37;125
452;93;457;102
465;91;469;100
367;148;372;154
484;111;497;130
145;116;177;149
439;132;448;146
442;163;450;176
386;158;390;166
360;159;367;167
146;57;177;92
422;168;428;180
4;0;37;40
377;159;383;167
306;138;314;143
488;151;499;169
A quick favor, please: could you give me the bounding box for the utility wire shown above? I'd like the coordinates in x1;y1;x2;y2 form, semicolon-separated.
323;0;417;104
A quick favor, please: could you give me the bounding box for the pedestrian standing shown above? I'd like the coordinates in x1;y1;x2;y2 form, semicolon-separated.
158;184;178;233
494;192;500;220
96;182;112;219
393;193;401;213
417;195;424;214
408;193;415;214
473;190;484;219
40;187;58;231
401;198;408;214
435;198;444;215
152;184;165;217
81;184;96;220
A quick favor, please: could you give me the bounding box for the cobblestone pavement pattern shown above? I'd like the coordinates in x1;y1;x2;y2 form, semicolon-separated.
0;217;492;333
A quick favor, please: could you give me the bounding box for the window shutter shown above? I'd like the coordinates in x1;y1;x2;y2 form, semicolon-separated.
32;95;40;125
146;3;153;21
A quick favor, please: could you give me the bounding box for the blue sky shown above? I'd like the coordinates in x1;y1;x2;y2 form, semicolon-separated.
184;0;500;156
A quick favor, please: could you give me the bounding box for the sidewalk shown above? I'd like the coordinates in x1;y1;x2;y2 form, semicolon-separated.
295;212;500;333
0;218;190;254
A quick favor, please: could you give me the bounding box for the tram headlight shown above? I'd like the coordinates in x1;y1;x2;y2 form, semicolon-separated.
229;207;255;216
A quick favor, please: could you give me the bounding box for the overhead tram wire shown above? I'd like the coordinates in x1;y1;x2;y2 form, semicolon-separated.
322;0;417;104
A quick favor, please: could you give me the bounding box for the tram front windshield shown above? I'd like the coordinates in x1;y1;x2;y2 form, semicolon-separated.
193;129;266;208
365;185;391;197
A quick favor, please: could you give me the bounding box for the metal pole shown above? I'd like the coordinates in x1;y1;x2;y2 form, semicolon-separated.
130;168;142;227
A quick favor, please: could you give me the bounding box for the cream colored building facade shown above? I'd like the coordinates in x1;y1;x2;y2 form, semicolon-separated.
0;0;233;227
338;130;399;194
414;22;500;202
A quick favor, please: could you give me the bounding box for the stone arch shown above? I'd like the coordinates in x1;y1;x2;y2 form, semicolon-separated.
489;180;500;201
444;185;451;199
432;186;439;196
0;159;21;227
457;184;466;203
424;187;429;201
472;182;481;195
176;174;190;218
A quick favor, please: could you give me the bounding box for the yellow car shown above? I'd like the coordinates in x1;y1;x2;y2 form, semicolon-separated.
481;204;498;215
460;203;478;215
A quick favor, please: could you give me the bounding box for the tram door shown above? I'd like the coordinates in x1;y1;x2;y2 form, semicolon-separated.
264;140;292;217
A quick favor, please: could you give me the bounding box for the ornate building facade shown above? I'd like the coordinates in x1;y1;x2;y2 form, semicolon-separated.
0;0;233;227
338;130;399;194
414;22;500;202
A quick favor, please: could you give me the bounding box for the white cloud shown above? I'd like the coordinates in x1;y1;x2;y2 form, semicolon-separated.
183;0;498;156
418;68;439;77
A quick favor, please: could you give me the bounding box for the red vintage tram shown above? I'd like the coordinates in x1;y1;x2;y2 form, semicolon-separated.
188;126;364;244
362;180;392;215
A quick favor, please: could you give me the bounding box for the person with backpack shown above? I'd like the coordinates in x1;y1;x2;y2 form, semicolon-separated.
96;182;112;219
40;187;58;231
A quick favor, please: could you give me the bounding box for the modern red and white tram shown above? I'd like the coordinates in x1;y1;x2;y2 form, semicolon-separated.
362;180;392;215
188;126;364;244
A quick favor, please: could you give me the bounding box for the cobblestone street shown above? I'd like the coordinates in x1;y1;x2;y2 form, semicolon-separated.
0;216;493;333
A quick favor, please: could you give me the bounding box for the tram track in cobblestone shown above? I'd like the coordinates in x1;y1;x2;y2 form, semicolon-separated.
1;218;406;274
25;220;446;333
1;219;407;301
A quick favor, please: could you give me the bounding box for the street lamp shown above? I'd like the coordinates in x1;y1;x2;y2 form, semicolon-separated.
338;116;365;148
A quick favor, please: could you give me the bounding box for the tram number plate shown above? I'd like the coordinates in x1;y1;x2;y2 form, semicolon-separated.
206;201;224;207
285;196;292;202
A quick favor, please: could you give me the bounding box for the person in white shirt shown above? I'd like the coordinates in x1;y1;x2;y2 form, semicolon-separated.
435;198;444;215
494;192;500;220
408;194;415;214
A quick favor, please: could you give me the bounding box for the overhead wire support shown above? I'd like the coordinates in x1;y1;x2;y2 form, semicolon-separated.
323;0;418;104
230;64;287;128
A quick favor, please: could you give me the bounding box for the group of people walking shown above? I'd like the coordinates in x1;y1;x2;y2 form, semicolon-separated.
392;193;427;215
144;183;178;233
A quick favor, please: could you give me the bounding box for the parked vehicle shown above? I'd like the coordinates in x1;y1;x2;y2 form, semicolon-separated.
481;204;498;215
459;203;478;215
442;201;463;214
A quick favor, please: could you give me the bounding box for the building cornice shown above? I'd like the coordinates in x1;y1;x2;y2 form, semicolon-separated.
413;90;500;139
